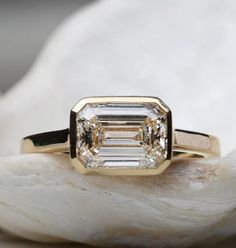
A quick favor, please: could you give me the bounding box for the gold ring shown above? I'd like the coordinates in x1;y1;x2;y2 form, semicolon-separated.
22;96;220;176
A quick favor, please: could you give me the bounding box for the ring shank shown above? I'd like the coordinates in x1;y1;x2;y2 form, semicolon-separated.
173;129;220;158
22;129;70;154
22;129;220;158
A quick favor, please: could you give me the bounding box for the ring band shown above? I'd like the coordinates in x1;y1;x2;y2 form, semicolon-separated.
22;96;220;176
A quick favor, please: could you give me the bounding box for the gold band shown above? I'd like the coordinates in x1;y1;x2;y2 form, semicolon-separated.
21;96;221;176
22;129;220;158
173;129;220;158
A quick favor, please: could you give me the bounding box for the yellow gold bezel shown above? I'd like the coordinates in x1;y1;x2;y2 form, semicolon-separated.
69;96;173;176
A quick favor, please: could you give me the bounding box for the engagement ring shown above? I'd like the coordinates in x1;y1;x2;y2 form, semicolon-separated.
22;96;220;176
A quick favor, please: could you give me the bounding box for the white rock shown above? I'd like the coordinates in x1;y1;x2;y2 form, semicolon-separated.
0;0;236;247
0;152;236;247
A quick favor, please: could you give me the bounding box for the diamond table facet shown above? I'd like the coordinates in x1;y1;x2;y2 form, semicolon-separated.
75;101;169;169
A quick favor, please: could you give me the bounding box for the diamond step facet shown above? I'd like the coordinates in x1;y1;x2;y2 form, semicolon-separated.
76;101;169;169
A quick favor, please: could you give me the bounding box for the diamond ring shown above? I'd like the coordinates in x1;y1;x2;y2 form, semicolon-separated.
22;96;220;176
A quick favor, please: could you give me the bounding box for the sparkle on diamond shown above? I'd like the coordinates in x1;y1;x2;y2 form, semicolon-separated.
76;102;168;169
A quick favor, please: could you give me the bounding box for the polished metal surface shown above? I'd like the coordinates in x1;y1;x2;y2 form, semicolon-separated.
22;96;221;176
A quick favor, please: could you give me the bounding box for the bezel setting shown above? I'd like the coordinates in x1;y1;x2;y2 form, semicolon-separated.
70;96;172;176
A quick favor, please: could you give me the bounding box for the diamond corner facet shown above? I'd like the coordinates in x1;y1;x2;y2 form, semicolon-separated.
73;98;170;171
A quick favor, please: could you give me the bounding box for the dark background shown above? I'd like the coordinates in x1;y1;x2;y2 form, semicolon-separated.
0;0;93;93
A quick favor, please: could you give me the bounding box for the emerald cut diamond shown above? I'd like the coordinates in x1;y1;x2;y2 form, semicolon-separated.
70;97;172;173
